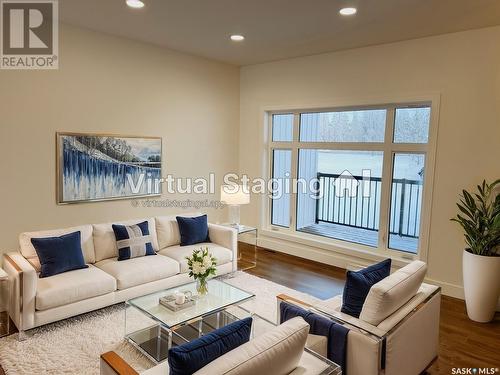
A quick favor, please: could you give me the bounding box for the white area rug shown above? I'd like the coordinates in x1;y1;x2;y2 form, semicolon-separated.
0;272;321;375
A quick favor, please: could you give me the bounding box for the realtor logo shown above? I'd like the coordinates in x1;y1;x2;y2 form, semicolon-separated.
1;0;58;69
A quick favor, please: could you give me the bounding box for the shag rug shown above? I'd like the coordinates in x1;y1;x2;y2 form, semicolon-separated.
0;272;321;375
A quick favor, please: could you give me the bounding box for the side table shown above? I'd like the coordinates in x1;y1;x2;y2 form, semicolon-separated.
221;224;257;271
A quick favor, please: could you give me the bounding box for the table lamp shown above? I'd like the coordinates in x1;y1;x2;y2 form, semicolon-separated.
220;185;250;229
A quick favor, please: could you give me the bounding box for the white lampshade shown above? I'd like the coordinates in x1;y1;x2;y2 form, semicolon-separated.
220;185;250;205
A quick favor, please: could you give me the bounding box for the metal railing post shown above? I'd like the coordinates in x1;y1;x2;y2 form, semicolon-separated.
315;173;321;224
398;179;407;236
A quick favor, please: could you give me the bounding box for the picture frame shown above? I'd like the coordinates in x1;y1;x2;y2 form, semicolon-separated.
56;132;162;204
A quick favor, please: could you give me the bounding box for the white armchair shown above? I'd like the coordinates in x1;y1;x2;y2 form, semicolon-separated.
277;261;441;375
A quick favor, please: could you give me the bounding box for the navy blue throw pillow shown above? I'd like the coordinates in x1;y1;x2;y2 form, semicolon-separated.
30;231;88;278
341;258;392;318
112;221;155;261
176;215;210;246
168;317;252;375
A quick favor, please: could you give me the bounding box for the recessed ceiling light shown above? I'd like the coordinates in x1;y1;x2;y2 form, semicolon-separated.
339;7;357;16
230;35;245;42
126;0;145;9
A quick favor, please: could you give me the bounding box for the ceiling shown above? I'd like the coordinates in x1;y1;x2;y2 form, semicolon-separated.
60;0;500;66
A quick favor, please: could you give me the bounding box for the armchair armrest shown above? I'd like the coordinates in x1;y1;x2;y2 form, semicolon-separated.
100;352;138;375
3;252;37;332
208;224;237;271
313;296;387;338
276;294;386;339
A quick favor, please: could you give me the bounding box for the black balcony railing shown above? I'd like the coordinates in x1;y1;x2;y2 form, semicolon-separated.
316;173;422;238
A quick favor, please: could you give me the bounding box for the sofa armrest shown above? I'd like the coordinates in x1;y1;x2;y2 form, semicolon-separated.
208;224;238;271
100;352;139;375
3;252;37;332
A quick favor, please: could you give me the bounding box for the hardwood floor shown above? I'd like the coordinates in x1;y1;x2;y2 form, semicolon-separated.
1;246;497;375
238;242;346;299
239;245;500;375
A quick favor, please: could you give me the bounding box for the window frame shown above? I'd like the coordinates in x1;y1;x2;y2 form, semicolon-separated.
264;99;439;263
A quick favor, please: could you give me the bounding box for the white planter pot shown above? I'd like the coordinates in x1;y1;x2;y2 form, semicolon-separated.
462;249;500;323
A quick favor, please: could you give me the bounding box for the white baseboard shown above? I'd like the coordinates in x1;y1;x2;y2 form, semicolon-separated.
424;277;464;299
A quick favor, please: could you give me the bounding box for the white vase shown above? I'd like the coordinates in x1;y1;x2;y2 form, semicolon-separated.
462;249;500;323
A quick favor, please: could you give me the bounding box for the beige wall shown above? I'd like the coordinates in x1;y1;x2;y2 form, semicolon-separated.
0;24;240;257
1;22;499;299
239;26;500;298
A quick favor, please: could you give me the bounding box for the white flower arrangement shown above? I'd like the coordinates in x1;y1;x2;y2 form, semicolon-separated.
186;247;217;280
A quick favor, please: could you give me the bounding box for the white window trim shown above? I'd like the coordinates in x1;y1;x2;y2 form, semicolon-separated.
260;94;440;264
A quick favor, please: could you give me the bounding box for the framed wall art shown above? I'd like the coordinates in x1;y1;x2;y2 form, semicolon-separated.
56;132;162;204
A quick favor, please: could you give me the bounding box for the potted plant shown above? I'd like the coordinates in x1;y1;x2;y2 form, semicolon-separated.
451;179;500;322
186;247;217;296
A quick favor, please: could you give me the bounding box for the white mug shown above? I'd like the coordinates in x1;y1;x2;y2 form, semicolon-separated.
175;292;186;305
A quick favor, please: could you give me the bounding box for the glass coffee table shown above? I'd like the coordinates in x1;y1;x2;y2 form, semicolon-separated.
124;278;255;363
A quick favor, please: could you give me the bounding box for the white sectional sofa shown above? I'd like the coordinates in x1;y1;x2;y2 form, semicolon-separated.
3;214;237;334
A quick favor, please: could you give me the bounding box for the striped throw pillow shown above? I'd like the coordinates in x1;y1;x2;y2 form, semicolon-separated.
112;221;156;261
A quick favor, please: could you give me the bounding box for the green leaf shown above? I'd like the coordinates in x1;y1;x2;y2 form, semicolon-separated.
453;179;500;256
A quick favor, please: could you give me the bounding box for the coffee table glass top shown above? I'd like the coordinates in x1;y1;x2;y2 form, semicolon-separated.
126;279;254;328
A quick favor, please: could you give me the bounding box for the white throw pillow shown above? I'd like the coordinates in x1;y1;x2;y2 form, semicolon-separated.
359;260;427;326
195;317;310;375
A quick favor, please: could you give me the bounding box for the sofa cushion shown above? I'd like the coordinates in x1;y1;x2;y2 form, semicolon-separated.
155;213;202;249
36;265;116;310
169;317;253;375
176;215;210;246
95;255;179;290
31;231;89;278
195;317;310;375
93;218;159;262
112;221;156;261
359;260;427;326
158;243;232;273
19;224;95;268
341;259;391;318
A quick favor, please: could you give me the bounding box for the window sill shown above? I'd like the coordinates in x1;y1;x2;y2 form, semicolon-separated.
259;227;416;268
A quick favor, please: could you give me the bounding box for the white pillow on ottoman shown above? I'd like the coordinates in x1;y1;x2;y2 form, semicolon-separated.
195;317;310;375
359;260;427;326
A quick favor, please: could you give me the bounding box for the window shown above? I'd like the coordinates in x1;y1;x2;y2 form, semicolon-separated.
393;107;430;144
300;110;386;143
297;149;384;247
272;114;294;142
388;153;425;253
271;149;292;227
269;104;433;256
